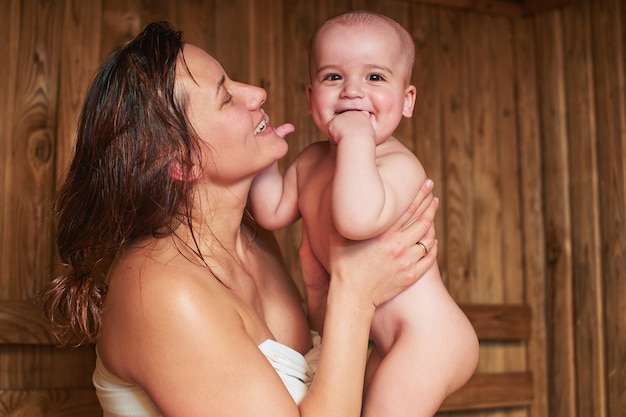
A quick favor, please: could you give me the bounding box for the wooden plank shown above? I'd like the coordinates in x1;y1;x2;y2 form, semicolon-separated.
460;304;531;341
315;0;351;24
490;16;524;303
99;0;143;63
2;0;63;299
488;14;528;388
170;0;216;54
561;3;607;417
438;8;473;301
467;13;503;305
589;0;626;416
248;0;286;128
405;0;523;16
139;0;172;24
465;15;514;391
511;14;549;417
213;0;249;83
409;4;446;281
534;11;577;417
0;301;55;345
403;0;576;15
0;344;95;388
438;372;533;412
0;388;100;417
522;0;575;15
0;0;21;297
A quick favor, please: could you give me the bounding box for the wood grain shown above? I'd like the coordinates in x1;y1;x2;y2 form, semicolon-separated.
438;8;473;301
562;3;607;416
410;4;445;278
439;372;533;412
0;0;624;416
406;0;523;16
589;0;626;415
512;14;549;417
404;0;576;16
461;304;531;341
0;0;21;297
0;301;55;345
534;11;577;417
0;389;100;417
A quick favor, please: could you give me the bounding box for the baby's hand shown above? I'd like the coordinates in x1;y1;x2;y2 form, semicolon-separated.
326;111;375;145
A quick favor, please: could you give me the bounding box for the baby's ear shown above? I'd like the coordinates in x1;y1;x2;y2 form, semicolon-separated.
306;84;313;115
403;85;417;118
169;160;201;181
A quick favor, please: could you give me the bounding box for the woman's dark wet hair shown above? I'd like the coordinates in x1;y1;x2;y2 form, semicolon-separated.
39;21;200;345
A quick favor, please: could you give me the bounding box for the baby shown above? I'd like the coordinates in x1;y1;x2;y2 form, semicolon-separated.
250;10;478;416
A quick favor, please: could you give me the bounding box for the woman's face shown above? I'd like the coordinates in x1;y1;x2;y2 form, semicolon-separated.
178;45;288;184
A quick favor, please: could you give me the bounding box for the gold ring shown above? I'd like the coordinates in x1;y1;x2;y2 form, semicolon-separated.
417;241;428;256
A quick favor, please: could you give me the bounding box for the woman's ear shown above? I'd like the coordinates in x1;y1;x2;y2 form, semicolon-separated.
170;160;201;181
402;85;417;118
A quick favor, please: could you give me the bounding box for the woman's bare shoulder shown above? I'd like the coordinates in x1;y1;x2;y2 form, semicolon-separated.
99;240;244;378
98;238;300;416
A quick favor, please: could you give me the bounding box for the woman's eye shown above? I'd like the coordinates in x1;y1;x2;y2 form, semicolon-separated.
367;73;385;82
222;93;233;106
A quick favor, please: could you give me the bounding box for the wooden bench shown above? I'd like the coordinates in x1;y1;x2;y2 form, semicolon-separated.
438;303;534;412
1;300;533;416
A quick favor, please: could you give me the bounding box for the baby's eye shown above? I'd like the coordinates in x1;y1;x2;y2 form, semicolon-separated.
322;73;342;82
367;73;386;82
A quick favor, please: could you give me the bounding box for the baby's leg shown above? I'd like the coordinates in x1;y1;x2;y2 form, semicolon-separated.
362;266;479;417
363;342;382;397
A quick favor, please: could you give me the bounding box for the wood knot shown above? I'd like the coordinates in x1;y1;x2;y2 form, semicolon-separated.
29;129;52;166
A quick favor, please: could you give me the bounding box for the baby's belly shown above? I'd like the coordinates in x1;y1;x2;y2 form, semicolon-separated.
300;182;335;270
307;219;338;271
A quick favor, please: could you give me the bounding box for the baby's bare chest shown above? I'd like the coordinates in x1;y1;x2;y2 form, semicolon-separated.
297;157;341;271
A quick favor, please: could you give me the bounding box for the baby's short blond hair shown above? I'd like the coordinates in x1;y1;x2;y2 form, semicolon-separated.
309;10;415;83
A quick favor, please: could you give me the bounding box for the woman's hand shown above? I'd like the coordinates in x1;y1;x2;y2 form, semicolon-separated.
328;179;439;310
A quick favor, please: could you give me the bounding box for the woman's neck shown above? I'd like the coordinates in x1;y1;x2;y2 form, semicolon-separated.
179;181;252;255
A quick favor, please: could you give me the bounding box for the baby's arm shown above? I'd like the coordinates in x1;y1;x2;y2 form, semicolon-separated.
250;160;301;230
328;111;424;240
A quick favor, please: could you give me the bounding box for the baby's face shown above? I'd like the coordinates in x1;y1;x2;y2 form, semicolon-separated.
307;23;415;143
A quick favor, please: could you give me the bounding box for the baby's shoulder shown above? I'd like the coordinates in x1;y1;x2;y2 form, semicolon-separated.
378;138;422;167
292;140;332;172
298;140;331;160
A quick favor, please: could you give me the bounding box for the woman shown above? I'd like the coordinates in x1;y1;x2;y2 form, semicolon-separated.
40;22;439;417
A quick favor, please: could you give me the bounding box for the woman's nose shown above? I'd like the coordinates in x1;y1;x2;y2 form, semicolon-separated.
246;84;266;109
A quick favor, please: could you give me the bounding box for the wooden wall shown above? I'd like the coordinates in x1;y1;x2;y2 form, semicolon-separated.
0;0;623;416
